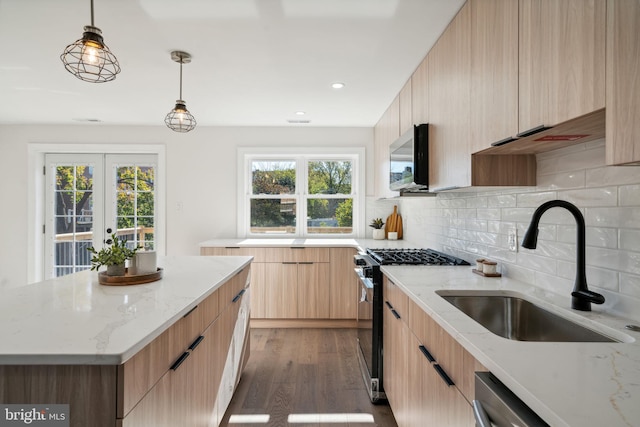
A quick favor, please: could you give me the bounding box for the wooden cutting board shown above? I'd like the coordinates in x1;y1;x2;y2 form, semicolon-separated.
385;205;403;239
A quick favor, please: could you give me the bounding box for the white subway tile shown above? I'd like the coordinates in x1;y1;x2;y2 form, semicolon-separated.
559;187;617;207
534;271;573;296
477;208;501;220
487;194;517;208
465;219;487;231
516;251;557;274
587;247;640;275
516;191;558;207
557;225;617;248
586;166;640;187
586;207;640;228
620;273;640;299
466;196;488;208
536;170;586;190
620;229;640;252
619;184;640;206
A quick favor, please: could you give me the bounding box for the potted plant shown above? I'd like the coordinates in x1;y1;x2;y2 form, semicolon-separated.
369;218;385;240
87;233;139;276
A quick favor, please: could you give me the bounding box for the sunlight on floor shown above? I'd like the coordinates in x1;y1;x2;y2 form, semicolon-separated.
228;414;271;423
288;413;375;423
228;412;375;424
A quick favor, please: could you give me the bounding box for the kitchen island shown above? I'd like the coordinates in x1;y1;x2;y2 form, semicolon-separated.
0;255;252;427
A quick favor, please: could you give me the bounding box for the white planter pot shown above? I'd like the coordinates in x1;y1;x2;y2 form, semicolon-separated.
372;229;385;240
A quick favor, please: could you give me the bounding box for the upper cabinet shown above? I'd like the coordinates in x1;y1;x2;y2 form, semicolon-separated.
411;57;429;125
470;0;519;153
518;0;606;133
428;2;471;190
606;0;640;165
399;79;413;136
373;96;400;197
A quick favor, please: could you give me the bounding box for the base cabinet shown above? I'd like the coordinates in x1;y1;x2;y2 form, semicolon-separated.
383;276;484;427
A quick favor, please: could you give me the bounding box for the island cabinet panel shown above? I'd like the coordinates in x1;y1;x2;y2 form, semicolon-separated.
0;365;118;427
518;0;606;133
606;0;640;165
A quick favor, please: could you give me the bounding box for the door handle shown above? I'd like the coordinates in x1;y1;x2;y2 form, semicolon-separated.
472;400;492;427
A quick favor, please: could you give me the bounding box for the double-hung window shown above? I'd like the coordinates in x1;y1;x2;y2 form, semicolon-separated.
238;148;364;237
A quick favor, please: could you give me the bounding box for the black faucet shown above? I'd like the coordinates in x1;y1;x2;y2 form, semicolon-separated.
521;200;605;311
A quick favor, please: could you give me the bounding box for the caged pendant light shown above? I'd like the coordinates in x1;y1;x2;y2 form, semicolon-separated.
165;51;196;133
60;0;121;83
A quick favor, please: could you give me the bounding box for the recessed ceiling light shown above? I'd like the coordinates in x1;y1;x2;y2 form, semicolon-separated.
295;111;306;116
331;82;345;89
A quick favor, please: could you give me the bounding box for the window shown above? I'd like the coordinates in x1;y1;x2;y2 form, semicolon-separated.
239;148;364;237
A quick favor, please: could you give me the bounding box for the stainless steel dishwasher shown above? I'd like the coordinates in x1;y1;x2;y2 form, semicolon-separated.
473;372;549;427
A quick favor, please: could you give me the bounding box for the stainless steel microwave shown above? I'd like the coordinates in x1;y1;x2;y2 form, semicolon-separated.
389;123;429;193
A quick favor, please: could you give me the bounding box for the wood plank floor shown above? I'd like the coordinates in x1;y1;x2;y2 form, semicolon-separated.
220;328;397;427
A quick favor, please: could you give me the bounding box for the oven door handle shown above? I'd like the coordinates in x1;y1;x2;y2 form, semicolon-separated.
472;400;493;427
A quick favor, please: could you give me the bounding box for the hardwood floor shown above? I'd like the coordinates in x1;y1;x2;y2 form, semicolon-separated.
220;328;398;427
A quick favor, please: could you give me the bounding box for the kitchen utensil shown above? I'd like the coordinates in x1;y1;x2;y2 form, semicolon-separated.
385;205;403;239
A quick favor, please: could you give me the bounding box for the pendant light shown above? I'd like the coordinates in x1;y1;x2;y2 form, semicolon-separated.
165;51;197;133
60;0;121;83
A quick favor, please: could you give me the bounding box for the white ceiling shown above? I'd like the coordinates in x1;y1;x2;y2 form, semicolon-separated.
0;0;465;127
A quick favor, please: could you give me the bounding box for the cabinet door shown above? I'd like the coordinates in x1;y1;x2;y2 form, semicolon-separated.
399;79;413;136
606;0;640;165
519;0;606;132
411;57;429;125
374;96;400;198
248;263;267;318
428;2;471;190
263;263;298;318
297;262;330;318
470;0;518;152
329;248;358;319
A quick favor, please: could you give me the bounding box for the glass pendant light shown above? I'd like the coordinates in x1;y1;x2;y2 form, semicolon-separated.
60;0;121;83
165;51;197;133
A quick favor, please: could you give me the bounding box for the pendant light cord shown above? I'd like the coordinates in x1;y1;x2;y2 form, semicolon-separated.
90;0;95;26
179;60;183;100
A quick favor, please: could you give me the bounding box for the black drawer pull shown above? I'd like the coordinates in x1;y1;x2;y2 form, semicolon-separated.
291;247;305;250
391;309;401;320
170;352;190;371
385;301;393;310
433;364;455;387
516;124;551;138
224;246;241;249
182;305;198;318
232;289;246;303
282;261;297;265
418;345;435;363
491;136;517;147
298;262;313;265
188;335;205;351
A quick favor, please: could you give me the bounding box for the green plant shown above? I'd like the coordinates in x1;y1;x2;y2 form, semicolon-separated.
87;233;139;271
369;218;384;229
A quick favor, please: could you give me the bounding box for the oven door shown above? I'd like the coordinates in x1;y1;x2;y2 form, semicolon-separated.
354;267;384;402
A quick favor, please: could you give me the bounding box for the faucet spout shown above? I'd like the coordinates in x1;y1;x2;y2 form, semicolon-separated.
522;200;605;311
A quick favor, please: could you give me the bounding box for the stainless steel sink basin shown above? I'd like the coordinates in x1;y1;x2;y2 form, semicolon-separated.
437;291;618;342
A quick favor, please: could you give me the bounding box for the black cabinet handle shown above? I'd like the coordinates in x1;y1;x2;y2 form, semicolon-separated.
188;335;205;351
391;309;401;320
291;247;305;250
385;301;393;310
298;262;313;265
516;124;551;138
418;345;435;363
170;352;190;371
225;246;241;249
282;261;297;265
182;305;198;318
232;289;246;303
433;364;455;387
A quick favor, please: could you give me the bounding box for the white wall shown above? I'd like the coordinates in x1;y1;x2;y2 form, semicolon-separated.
374;139;640;320
0;124;373;288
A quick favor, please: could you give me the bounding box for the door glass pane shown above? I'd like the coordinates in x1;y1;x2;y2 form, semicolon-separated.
308;160;352;194
307;198;352;234
250;199;296;234
115;165;155;250
52;165;94;276
251;161;296;195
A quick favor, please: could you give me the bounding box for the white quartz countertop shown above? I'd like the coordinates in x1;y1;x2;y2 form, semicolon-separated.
199;237;413;250
381;265;640;427
0;256;252;365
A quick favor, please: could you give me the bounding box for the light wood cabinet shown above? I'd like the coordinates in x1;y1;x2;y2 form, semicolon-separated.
399;79;413;136
518;0;606;133
202;246;357;321
427;1;471;190
470;0;518;153
373;96;400;197
383;276;486;427
606;0;640;165
411;57;429;125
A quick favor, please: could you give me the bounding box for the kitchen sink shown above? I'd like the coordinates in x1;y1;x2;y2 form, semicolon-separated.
437;290;618;342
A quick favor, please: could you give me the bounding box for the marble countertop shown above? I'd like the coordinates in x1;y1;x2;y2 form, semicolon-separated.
381;265;640;427
0;256;252;365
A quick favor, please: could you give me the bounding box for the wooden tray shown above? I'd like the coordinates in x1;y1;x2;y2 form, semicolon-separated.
472;268;501;277
99;268;163;286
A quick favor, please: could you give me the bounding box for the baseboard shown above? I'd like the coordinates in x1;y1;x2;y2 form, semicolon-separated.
250;319;357;329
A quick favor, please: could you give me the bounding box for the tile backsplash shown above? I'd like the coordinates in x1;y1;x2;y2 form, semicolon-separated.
370;138;640;320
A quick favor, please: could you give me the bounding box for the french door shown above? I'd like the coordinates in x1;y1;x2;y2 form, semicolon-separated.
44;153;158;278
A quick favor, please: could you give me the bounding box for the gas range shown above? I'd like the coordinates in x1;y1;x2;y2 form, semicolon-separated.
364;248;470;266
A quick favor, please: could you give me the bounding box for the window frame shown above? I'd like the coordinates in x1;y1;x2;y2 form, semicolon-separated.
237;147;365;238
